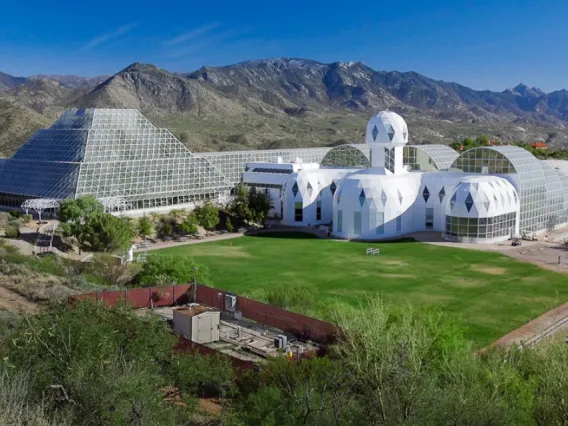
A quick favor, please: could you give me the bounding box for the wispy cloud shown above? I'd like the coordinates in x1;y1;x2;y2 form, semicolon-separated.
164;28;244;58
164;23;220;47
84;23;138;49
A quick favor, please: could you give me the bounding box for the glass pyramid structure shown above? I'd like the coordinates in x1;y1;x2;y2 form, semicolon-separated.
0;109;234;209
0;109;331;211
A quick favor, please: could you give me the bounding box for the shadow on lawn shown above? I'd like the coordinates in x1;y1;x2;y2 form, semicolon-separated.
248;231;419;244
248;232;319;240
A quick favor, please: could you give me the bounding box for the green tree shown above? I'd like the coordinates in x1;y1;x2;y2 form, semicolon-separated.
59;196;105;249
225;216;234;232
178;212;199;235
247;187;272;224
83;214;134;253
156;216;175;239
230;183;253;223
137;215;153;240
474;135;490;146
134;254;210;287
194;200;219;230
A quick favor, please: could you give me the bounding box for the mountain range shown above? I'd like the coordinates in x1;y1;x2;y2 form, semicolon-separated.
1;57;568;157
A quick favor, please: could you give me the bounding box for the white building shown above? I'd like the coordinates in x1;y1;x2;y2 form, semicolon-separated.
243;111;568;243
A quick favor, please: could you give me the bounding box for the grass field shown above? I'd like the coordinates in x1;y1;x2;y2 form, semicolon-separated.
154;233;568;347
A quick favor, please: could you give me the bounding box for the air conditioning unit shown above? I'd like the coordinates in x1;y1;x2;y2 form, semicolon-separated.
274;334;288;349
224;294;237;312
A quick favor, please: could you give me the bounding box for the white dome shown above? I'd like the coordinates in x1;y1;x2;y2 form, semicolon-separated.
365;111;409;146
445;176;519;218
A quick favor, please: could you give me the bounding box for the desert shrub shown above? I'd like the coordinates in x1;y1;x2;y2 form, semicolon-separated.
0;369;72;426
4;225;20;238
2;301;194;425
8;211;21;218
0;212;9;230
8;218;23;229
194;200;220;230
90;253;142;286
21;214;33;224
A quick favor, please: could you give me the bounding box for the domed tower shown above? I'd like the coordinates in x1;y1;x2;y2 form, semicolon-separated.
365;111;409;174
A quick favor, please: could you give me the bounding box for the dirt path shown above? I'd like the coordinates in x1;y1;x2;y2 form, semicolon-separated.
0;286;38;314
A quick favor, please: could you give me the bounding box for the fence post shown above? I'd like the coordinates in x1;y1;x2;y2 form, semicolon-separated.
173;285;176;305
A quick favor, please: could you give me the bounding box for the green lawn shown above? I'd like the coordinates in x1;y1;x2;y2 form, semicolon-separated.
154;233;568;347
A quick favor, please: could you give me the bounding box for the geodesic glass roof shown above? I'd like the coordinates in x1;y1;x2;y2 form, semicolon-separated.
320;144;370;168
403;145;458;171
450;146;565;232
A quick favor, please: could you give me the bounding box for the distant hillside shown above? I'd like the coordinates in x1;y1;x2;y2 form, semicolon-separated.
29;74;110;89
1;58;568;156
0;100;51;157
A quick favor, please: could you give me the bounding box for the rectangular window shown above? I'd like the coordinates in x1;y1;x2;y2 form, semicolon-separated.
316;201;321;221
377;212;385;235
337;210;343;233
354;212;362;235
396;215;402;233
294;202;303;222
425;207;434;230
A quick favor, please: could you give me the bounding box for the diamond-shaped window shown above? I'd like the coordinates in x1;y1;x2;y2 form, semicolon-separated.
484;201;490;210
292;182;299;197
387;124;395;141
307;182;313;197
438;187;445;203
403;130;407;140
359;189;366;207
330;181;337;195
381;189;387;206
513;192;518;203
371;125;379;141
472;183;479;190
450;193;457;210
493;194;498;207
398;189;403;204
465;193;474;212
422;186;430;203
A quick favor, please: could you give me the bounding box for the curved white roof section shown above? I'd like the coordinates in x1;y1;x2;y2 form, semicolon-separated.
446;175;519;218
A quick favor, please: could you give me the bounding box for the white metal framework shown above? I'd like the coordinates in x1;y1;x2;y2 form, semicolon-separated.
21;199;59;222
0;109;330;212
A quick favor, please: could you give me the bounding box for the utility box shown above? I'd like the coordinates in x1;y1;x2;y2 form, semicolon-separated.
173;305;220;344
225;294;237;312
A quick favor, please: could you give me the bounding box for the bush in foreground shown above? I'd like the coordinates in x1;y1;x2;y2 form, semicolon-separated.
4;225;19;238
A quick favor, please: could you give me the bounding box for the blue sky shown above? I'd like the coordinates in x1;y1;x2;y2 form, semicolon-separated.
0;0;567;92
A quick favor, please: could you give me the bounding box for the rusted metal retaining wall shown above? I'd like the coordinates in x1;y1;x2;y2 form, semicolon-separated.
69;283;337;344
69;284;193;308
194;285;336;344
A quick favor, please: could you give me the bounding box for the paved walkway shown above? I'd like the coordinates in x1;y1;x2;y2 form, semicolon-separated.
480;300;568;352
136;233;244;252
